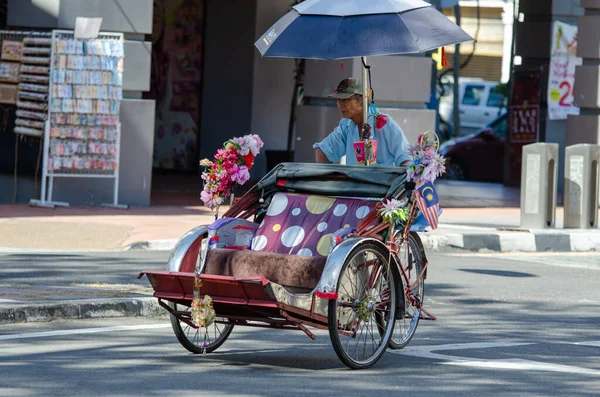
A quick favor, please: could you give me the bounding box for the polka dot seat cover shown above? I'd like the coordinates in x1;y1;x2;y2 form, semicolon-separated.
251;193;376;257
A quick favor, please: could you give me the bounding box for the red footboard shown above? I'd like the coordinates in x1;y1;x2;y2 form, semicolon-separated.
138;271;278;307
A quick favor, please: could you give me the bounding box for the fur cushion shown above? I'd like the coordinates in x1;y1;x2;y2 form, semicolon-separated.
204;248;326;290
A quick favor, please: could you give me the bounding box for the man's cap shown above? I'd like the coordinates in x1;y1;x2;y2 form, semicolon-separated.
327;77;363;100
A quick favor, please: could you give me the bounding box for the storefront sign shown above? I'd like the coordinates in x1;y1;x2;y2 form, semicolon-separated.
507;69;542;183
510;104;539;144
548;21;580;121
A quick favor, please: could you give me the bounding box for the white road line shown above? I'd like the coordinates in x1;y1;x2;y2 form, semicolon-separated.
389;342;600;376
575;341;600;347
0;324;171;341
446;359;600;376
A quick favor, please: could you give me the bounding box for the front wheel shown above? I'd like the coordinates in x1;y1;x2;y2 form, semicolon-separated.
170;302;234;354
328;242;397;369
388;232;425;349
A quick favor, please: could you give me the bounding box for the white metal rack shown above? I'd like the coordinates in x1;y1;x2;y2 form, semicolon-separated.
30;29;126;208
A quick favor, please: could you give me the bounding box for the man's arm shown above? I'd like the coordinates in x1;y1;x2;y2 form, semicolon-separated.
312;122;347;164
314;147;330;163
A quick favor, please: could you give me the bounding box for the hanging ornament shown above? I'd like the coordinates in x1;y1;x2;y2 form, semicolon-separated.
190;277;216;328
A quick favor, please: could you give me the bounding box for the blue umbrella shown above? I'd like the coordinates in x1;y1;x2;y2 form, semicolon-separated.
254;0;473;60
254;0;473;165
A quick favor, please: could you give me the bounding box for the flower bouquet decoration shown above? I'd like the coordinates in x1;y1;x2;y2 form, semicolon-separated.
406;131;445;187
194;134;263;342
377;131;445;232
200;134;264;213
406;131;445;230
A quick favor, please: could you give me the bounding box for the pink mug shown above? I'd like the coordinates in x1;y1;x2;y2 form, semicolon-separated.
353;140;378;165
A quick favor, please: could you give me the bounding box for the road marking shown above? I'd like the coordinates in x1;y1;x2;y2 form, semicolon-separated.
390;342;600;376
575;341;600;347
0;324;171;341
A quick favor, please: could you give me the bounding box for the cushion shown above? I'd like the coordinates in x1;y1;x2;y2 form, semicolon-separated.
204;248;326;290
251;193;376;257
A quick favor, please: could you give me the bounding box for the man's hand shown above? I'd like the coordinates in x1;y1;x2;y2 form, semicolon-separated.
400;160;410;167
314;147;330;163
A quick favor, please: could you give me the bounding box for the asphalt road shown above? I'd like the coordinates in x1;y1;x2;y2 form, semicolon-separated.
1;251;599;396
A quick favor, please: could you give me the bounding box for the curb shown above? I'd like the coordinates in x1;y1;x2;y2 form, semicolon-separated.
420;231;600;252
0;297;166;325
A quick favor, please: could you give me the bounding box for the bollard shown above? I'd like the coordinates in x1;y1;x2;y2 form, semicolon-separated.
564;144;600;229
520;143;559;229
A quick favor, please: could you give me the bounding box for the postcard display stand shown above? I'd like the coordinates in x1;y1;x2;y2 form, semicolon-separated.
30;30;125;208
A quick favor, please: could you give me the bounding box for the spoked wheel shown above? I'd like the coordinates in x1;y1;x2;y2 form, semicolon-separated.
328;242;397;369
170;302;234;354
388;232;425;349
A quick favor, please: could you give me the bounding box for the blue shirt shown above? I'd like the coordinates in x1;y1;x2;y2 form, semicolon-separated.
313;114;411;166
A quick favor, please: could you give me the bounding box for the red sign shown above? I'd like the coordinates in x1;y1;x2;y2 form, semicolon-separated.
510;104;540;143
507;69;542;183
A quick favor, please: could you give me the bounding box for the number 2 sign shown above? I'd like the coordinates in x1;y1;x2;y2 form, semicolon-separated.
548;21;580;120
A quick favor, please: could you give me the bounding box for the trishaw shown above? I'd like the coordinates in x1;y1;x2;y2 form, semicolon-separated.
139;162;434;369
140;0;470;370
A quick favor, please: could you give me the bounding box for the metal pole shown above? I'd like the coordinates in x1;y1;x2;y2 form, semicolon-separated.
453;4;462;138
362;56;371;166
362;56;369;129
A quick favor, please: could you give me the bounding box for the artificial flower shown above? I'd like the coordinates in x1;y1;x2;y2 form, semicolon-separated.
230;164;250;184
378;199;409;225
375;114;387;130
406;135;446;185
200;134;264;209
199;158;213;167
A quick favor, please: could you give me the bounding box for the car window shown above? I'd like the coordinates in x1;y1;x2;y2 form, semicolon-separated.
491;116;507;138
462;85;485;106
487;86;505;107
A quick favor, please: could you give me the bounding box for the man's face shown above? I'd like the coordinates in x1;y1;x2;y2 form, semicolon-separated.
337;95;362;120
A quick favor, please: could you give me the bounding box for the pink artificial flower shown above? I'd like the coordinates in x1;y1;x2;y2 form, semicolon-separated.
230;164;250;185
201;189;215;209
250;134;264;153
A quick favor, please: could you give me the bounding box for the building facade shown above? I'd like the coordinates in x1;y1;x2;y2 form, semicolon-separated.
2;0;437;205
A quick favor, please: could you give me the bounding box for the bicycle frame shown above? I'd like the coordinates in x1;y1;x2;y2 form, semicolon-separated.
389;194;436;321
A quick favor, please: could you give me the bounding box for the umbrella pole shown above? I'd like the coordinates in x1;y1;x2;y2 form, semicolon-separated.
361;56;370;167
362;56;369;127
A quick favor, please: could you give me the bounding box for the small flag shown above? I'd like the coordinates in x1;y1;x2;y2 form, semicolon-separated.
416;181;439;230
441;47;449;68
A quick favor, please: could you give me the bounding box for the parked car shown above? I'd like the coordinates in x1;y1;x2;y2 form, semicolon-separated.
439;113;507;182
438;80;506;137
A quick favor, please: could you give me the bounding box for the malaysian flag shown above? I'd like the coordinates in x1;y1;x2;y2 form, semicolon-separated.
416;182;440;230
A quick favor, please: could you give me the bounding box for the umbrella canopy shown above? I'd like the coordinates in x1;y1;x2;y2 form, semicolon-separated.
255;0;473;60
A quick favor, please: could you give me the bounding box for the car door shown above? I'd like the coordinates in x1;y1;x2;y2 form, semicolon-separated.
459;83;486;130
474;115;507;182
482;84;506;126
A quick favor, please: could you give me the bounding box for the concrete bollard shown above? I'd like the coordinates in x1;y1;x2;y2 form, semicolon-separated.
520;143;559;229
564;144;600;229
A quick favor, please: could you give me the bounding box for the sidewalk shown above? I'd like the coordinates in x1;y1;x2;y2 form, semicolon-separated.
0;179;597;253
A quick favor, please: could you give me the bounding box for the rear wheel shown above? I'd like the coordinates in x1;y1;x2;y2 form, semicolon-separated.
328;242;397;369
388;232;425;349
170;302;234;354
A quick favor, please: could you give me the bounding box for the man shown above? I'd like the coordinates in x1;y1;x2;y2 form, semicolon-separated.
314;77;411;166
